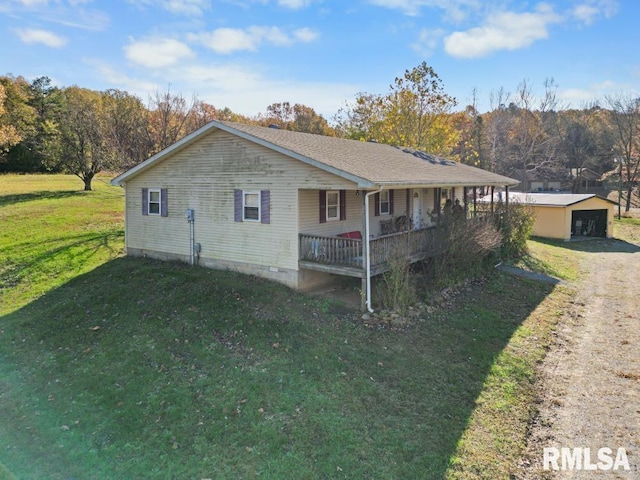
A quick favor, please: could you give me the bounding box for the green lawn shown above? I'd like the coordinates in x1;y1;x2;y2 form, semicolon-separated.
0;174;580;479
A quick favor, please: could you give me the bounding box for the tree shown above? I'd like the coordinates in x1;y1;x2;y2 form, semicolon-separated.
384;62;458;153
450;102;484;166
555;105;612;193
0;82;21;151
102;89;151;171
334;62;457;154
26;76;63;170
146;87;206;155
334;92;386;141
605;92;640;212
483;87;511;173
488;79;561;188
258;102;335;135
55;87;118;190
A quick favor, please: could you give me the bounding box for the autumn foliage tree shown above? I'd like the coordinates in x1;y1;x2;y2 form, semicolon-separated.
257;101;335;135
335;62;458;155
0;82;22;151
55;87;119;190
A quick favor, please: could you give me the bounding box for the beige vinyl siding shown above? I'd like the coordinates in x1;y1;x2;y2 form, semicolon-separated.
529;197;614;240
124;129;357;272
530;206;567;240
299;189;363;237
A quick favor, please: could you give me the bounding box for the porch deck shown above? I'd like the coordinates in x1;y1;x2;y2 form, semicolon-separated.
299;227;442;278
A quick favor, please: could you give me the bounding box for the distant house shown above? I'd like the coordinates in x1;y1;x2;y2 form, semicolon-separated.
511;169;568;192
569;168;604;193
111;121;518;310
480;192;615;241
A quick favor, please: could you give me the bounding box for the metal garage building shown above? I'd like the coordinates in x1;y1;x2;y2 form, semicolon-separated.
483;192;616;241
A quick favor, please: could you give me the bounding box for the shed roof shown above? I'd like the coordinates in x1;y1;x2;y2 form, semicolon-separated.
112;120;519;189
479;191;617;207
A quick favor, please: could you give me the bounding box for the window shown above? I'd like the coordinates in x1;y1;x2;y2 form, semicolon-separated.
148;188;161;215
319;190;346;223
243;191;260;221
326;190;340;220
142;188;168;217
374;190;394;217
379;190;390;215
234;190;270;224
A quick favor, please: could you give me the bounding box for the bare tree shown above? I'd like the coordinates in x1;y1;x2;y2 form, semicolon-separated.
555;104;612;193
505;79;561;189
102;89;150;171
146;87;203;155
605;92;640;212
484;87;511;172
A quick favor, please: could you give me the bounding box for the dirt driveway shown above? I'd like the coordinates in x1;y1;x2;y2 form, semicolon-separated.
520;237;640;478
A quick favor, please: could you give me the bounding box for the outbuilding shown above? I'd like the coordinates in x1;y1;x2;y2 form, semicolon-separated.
482;192;616;241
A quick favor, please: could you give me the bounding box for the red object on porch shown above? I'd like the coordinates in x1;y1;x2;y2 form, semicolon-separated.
339;231;362;240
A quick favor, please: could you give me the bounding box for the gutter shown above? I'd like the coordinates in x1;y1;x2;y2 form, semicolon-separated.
364;187;384;313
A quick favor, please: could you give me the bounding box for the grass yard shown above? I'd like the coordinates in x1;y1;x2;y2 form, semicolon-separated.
0;175;580;479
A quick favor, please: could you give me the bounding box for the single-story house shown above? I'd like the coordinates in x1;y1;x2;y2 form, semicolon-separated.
111;120;518;310
569;167;604;193
511;169;568;192
480;192;616;241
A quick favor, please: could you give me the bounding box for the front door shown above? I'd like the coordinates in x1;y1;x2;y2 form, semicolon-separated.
412;189;422;229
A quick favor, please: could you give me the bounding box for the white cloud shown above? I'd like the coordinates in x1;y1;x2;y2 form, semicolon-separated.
88;59;358;118
444;5;562;58
14;0;49;6
126;0;210;16
1;0;110;30
84;58;160;94
293;27;319;42
572;0;618;25
366;0;480;20
189;25;318;54
277;0;313;8
176;63;359;117
410;27;445;56
124;37;195;68
14;28;67;47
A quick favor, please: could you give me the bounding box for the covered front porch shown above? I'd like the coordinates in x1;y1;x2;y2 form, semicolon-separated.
297;183;512;311
298;227;442;278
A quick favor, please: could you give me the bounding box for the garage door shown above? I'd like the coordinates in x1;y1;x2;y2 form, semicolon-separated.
571;209;607;237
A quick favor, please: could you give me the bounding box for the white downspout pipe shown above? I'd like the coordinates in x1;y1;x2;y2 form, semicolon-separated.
364;187;383;313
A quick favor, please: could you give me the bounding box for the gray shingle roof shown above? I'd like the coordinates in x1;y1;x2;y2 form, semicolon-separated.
219;121;518;187
112;120;519;188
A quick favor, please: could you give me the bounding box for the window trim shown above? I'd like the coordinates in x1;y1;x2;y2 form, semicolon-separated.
147;188;161;216
242;190;261;222
326;190;340;221
379;190;390;215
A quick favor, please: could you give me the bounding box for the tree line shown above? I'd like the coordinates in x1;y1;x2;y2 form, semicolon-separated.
1;64;639;211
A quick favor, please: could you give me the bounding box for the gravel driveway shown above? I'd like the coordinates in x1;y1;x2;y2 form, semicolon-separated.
520;237;640;479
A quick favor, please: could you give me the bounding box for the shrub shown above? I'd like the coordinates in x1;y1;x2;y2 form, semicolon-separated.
427;215;503;287
496;203;535;258
378;243;417;312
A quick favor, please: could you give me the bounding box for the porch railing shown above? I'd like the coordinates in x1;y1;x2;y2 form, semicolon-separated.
299;227;440;271
299;234;364;268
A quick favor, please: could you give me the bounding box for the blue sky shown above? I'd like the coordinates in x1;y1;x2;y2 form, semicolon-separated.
1;0;637;119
